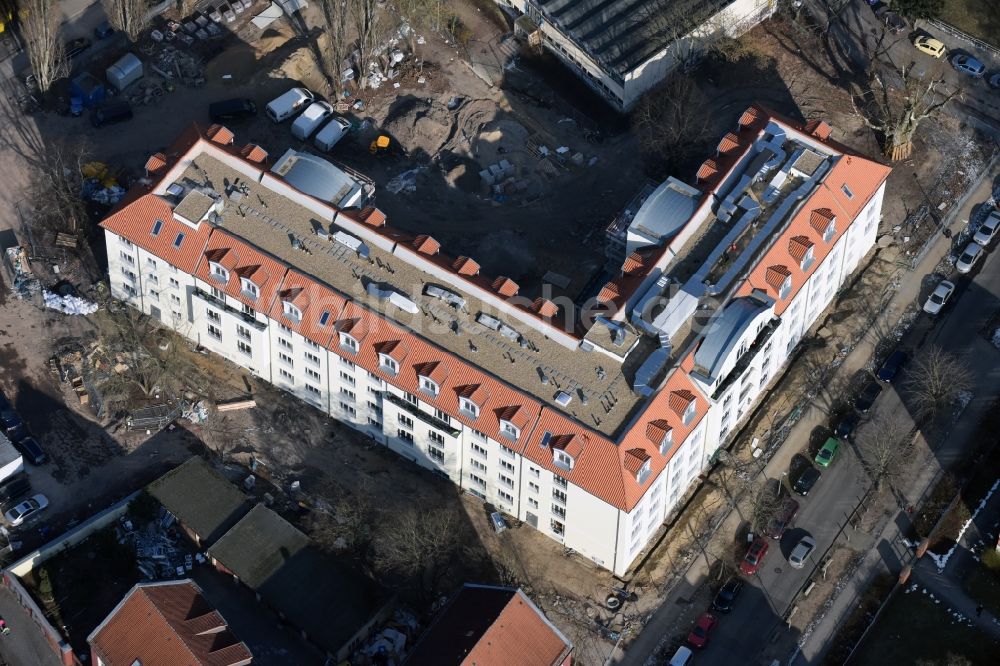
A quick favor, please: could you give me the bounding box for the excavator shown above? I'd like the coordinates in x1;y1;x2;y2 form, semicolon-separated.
369;134;392;155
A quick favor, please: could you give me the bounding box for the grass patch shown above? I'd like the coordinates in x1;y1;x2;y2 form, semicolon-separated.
822;572;895;665
940;0;1000;47
851;586;1000;665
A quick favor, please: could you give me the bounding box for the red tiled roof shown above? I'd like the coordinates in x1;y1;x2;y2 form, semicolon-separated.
453;256;481;276
668;389;696;417
145;152;167;174
696;159;719;182
88;581;252;666
738;106;761;128
597;282;620;305
550;433;586;459
353;207;387;227
406;585;572;666
206;124;235;145
195;229;287;311
804;119;832;140
764;265;791;291
492;276;519;297
456;383;490;405
415;360;449;383
623;448;651;476
788;235;813;262
374;338;409;361
532;298;558;318
645;419;672;445
240;144;268;163
268;270;345;347
717;132;741;155
413;234;441;255
100;194;212;274
809;207;836;234
496;404;531;430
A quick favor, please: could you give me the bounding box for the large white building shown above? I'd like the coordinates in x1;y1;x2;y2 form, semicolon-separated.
502;0;778;110
102;109;890;576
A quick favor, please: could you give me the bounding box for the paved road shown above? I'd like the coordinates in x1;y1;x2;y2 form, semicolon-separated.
0;587;62;666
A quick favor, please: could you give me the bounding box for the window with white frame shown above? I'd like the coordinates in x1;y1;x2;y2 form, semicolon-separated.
302;351;319;366
550;520;564;536
553;449;574;470
278;337;292;350
800;245;815;271
498;474;514;488
169;277;180;289
471;459;487;472
146;257;158;269
283;301;301;322
341;388;356;401
171;310;182;322
120;267;136;281
471;429;487;442
500;459;515;473
471;442;487;457
305;368;321;382
469;473;486;487
279;369;293;382
209;261;229;282
304;339;320;351
659;430;673;456
419;376;439;396
823;217;836;242
237;325;251;341
459;397;479;417
398;414;414;429
278;322;291;334
529;466;540;478
500;445;515;458
779;275;792;300
147;273;158;285
120;251;135;265
636;459;652;484
340;333;358;353
498;490;514;504
242;302;254;316
210;286;224;301
528;497;539;509
339;370;355;385
429;447;445;463
207;324;222;340
278;352;293;367
379;354;398;375
368;401;381;414
240;277;258;299
683;399;697;426
342;403;357;417
238;341;252;356
404;392;418;406
553;474;568;489
499;420;519;441
341;357;355;369
429;431;445;445
170;294;181;305
552;504;566;519
434;409;449;424
305;384;321;397
528;481;540;493
148;288;159;301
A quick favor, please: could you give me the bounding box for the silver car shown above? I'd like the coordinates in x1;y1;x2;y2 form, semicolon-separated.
788;535;816;569
4;493;48;526
973;211;1000;246
955;242;983;274
923;280;955;315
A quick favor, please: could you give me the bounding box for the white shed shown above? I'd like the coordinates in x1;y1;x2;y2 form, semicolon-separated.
0;433;23;484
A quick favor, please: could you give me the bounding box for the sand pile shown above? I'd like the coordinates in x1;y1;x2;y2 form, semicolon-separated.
380;97;454;157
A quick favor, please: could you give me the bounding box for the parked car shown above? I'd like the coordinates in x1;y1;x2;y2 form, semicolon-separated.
0;474;31;506
765;497;800;539
15;436;47;466
855;381;883;414
64;37;92;60
956;241;984;274
4;494;48;526
712;577;744;614
209;97;257;122
877;350;908;383
0;409;23;433
951;54;986;78
291;101;335;140
834;412;859;439
815;437;840;468
265;87;314;122
788;535;817;569
314;116;352;151
740;536;770;575
668;646;694;666
990;73;1000;89
973;211;1000;246
923;280;955;315
91;100;133;128
913;35;946;58
793;466;822;496
687;612;718;649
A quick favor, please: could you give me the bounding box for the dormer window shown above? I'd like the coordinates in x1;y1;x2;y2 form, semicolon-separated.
658;430;673;456
340;332;358;353
419;376;439;397
379;353;398;375
683;399;697;426
283;301;301;322
500;420;520;442
553;449;574;471
799;246;815;271
209;261;229;283
823;219;836;242
779;275;792;300
636;459;652;485
240;277;258;299
459;397;479;418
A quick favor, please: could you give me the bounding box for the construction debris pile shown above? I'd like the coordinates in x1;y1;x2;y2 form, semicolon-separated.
42;290;98;315
117;510;205;581
81;162;126;206
356;608;420;663
3;246;40;300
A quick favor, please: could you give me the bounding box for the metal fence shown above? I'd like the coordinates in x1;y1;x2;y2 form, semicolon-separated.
924;18;1000;60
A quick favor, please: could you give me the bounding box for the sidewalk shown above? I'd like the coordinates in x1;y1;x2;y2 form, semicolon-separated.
912;560;1000;640
613;160;1000;665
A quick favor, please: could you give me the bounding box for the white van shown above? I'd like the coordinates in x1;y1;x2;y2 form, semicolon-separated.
265;87;314;123
291;101;334;140
669;646;693;666
314;116;352;151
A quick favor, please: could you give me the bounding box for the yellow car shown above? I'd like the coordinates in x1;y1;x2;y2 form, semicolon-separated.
914;35;946;58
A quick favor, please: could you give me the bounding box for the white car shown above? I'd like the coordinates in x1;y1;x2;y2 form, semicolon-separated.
291;101;334;140
265;87;314;123
788;535;816;569
973;211;1000;246
923;280;955;315
5;494;48;526
955;242;983;274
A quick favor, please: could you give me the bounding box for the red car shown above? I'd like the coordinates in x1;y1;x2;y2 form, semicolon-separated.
739;536;769;575
687;612;718;648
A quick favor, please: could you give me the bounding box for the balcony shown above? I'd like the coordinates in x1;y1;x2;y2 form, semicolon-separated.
194;288;267;331
383;392;460;438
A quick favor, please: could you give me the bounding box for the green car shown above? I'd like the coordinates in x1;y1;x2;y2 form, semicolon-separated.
815;437;839;468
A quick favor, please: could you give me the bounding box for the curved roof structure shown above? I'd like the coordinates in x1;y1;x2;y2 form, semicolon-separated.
693;296;772;381
627;176;702;253
272;149;364;208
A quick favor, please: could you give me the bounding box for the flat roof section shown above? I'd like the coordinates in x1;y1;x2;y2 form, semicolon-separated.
175;153;645;435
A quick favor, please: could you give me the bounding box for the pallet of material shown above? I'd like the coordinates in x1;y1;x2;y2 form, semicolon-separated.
215;397;256;412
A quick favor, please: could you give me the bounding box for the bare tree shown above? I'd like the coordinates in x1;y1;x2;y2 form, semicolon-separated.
349;0;388;90
745;480;784;536
102;0;150;43
904;346;973;424
321;0;352;96
632;73;712;176
856;414;915;491
21;0;67;94
27;140;91;234
373;506;470;603
94;306;184;404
